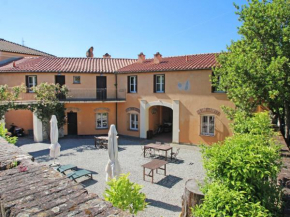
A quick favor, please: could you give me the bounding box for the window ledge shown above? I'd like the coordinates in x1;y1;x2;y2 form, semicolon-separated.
96;127;109;130
128;129;139;132
200;134;215;137
73;83;81;84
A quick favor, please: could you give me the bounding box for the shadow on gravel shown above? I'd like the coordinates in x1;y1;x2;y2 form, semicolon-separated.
145;198;182;212
81;179;98;188
156;175;183;188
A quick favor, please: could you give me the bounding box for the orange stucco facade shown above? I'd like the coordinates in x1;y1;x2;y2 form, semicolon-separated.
0;69;234;145
4;110;33;134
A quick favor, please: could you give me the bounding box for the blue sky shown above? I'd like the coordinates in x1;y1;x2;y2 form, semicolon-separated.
0;0;247;58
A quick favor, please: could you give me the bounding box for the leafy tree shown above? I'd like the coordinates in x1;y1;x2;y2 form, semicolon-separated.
104;173;148;214
212;0;290;142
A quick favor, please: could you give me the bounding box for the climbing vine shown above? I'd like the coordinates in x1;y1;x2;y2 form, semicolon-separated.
0;83;68;131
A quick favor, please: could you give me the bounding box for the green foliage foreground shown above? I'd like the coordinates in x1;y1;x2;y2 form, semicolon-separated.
104;173;148;214
193;112;283;216
0;123;17;144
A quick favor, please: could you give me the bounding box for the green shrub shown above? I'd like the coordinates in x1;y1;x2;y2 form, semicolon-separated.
231;111;275;137
104;173;147;214
193;182;270;217
0;123;17;144
194;112;283;216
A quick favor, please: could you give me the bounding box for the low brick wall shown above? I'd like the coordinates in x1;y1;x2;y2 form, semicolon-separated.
0;137;131;217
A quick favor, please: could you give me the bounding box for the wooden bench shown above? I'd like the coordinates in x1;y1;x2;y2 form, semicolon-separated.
142;159;167;183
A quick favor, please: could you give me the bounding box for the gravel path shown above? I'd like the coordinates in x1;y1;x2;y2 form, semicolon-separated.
17;136;205;217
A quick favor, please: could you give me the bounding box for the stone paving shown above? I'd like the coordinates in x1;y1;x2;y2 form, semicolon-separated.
17;136;205;217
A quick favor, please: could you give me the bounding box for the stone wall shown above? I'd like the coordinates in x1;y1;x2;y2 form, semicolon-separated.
277;135;290;216
0;137;131;217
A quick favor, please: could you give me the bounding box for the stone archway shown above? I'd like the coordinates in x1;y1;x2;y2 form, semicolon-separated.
140;100;180;143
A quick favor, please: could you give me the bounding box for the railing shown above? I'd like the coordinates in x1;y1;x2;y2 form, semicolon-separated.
5;88;127;103
60;88;127;102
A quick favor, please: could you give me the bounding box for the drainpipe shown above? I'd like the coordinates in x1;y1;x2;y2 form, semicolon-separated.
115;72;118;130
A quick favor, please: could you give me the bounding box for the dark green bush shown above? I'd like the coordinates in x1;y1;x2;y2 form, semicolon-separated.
193;112;283;216
193;182;270;217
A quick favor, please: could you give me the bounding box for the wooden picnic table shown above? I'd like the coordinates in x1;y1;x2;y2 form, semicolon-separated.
142;159;168;183
94;136;119;149
144;144;173;160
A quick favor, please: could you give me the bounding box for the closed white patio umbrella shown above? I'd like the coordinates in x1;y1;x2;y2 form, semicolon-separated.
105;124;121;181
49;115;61;165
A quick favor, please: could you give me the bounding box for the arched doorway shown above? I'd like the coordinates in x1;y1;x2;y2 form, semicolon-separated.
148;106;173;142
140;100;180;143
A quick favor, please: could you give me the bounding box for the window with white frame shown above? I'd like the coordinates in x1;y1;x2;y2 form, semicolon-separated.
26;75;37;93
130;113;138;130
96;113;108;129
129;76;137;93
155;75;165;93
201;115;215;136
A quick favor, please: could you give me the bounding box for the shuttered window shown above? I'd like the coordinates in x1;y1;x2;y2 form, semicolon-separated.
25;75;37;93
154;75;165;93
128;76;137;93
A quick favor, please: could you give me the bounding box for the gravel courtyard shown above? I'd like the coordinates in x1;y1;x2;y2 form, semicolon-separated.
17;136;205;217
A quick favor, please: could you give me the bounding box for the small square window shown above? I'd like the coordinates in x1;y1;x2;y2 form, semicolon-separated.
73;76;81;84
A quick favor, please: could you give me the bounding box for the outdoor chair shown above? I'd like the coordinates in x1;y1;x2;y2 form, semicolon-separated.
141;146;154;158
171;148;180;162
66;169;93;182
52;164;78;174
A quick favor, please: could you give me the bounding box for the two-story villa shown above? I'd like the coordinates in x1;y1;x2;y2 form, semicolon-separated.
0;52;234;145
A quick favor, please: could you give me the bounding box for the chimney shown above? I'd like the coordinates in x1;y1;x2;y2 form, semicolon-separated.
186;55;189;62
137;52;146;63
13;61;16;67
86;46;94;58
154;52;162;64
103;53;111;58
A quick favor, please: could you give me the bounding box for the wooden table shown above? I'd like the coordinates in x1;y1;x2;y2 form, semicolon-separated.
144;144;173;161
142;159;167;183
94;136;119;149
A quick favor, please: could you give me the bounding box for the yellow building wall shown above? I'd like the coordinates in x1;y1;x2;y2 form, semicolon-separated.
117;70;234;145
64;103;116;135
0;70;234;145
0;72;116;100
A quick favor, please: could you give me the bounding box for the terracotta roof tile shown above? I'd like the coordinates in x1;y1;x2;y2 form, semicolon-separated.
0;57;137;73
0;38;55;57
117;53;218;73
